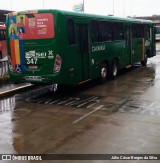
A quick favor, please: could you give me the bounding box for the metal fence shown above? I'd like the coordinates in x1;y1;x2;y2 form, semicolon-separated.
0;60;9;79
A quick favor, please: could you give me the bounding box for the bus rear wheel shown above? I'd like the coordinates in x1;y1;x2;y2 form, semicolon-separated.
110;60;119;79
99;63;108;83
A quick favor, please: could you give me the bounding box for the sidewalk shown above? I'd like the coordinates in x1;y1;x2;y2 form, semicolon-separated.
0;83;32;97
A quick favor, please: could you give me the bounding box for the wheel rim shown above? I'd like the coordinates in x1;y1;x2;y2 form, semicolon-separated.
113;63;117;76
101;67;107;80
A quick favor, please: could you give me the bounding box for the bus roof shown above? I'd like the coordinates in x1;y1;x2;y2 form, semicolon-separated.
53;9;153;24
9;9;153;25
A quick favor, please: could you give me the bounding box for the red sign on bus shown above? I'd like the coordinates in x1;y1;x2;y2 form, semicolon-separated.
9;13;54;40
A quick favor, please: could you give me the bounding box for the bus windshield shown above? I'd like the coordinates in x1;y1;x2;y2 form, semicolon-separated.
8;12;54;40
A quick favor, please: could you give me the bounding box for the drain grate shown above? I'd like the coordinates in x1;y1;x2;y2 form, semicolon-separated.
15;85;56;101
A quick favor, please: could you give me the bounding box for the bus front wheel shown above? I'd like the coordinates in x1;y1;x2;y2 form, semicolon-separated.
110;60;119;79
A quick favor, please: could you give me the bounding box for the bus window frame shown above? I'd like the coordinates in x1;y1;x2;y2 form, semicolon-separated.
132;24;144;39
91;20;100;43
113;22;125;41
144;24;150;38
99;21;113;42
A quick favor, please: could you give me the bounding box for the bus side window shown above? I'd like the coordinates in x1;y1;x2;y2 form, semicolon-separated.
67;18;76;45
132;24;143;39
144;25;150;38
91;20;99;43
113;22;124;41
132;25;136;39
136;24;143;38
99;21;113;42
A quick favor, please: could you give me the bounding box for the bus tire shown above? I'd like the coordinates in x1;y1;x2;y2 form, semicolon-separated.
141;55;148;66
110;59;119;79
99;63;108;83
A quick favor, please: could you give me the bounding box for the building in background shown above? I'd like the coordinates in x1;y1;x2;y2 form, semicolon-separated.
134;15;160;24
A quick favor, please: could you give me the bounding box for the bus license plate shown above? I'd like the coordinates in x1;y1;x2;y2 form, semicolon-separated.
25;76;42;81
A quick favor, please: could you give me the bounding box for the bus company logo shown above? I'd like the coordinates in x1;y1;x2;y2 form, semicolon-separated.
92;45;105;52
25;50;36;58
48;50;54;59
48;50;53;56
25;50;47;59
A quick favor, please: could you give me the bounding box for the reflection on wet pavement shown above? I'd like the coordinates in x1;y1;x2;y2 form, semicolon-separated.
25;63;158;117
0;97;16;155
0;97;15;114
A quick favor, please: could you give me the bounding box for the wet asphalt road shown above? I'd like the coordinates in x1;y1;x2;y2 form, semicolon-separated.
1;44;160;163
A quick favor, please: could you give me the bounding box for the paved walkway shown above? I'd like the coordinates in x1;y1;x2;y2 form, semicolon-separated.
0;83;32;97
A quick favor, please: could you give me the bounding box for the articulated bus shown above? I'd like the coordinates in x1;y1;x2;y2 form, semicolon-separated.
6;10;156;85
0;25;7;61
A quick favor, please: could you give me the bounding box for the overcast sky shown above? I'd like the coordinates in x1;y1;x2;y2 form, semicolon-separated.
0;0;160;17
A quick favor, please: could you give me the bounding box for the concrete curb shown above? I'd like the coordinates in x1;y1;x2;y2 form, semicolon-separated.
0;84;33;98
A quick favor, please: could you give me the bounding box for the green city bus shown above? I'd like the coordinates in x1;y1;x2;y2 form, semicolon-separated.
6;9;156;85
155;26;160;42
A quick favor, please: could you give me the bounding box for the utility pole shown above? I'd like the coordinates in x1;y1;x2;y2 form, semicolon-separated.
123;0;125;17
113;0;114;15
43;0;44;9
83;0;84;12
130;0;132;17
11;0;12;10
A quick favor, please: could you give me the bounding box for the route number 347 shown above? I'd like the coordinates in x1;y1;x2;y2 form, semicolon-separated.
26;58;38;64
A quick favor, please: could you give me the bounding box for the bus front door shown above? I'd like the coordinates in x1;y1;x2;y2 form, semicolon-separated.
77;24;90;82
